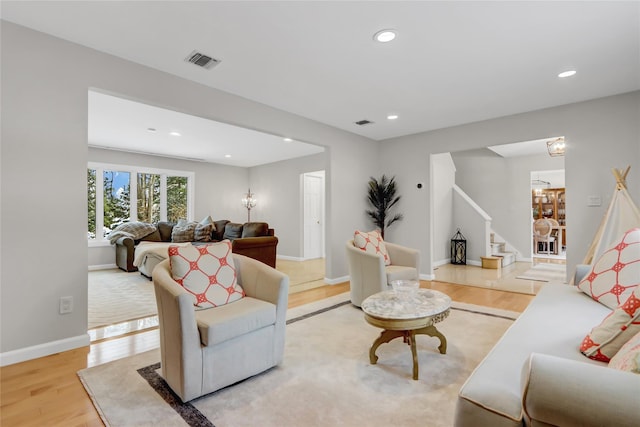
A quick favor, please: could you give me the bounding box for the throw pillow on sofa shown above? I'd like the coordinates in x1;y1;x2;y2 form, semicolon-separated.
168;241;245;310
172;221;196;242
578;228;640;309
580;285;640;362
353;230;390;265
609;330;640;374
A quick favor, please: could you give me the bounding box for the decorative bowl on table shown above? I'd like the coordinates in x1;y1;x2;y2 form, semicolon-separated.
390;280;419;294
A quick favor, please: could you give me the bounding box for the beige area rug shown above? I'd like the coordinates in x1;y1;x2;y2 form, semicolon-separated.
88;269;157;329
78;294;515;427
516;263;567;283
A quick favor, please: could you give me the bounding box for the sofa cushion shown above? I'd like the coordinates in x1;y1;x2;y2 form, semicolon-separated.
171;221;196;243
157;221;175;242
578;228;640;309
213;220;230;241
223;223;244;240
141;228;162;242
195;296;276;346
609;330;640;373
194;223;213;242
456;284;609;426
169;241;245;309
242;222;269;237
580;285;640;362
353;230;390;265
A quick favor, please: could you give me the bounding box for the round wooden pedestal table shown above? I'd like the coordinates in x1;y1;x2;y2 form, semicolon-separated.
361;289;451;380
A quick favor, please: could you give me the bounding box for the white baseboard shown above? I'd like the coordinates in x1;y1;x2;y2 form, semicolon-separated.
88;263;118;271
325;275;349;285
433;258;451;268
467;260;482;267
420;273;436;280
277;255;327;262
0;334;90;367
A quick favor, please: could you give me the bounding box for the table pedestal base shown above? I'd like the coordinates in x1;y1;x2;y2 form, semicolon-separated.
369;325;447;380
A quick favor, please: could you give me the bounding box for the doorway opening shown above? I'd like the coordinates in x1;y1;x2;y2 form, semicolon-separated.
531;169;566;261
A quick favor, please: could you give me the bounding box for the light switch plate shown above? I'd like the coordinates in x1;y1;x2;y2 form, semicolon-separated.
587;196;602;207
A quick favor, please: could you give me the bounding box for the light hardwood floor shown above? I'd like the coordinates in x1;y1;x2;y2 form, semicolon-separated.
1;278;534;427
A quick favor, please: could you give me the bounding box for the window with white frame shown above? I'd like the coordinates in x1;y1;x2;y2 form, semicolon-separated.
88;162;194;242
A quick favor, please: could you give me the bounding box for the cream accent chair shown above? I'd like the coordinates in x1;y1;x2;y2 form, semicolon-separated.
346;239;420;307
153;254;289;402
533;218;556;255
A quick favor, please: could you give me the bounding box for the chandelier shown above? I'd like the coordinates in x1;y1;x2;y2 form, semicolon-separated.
547;137;565;157
241;189;257;222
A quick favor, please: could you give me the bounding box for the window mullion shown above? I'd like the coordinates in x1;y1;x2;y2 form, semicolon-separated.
95;167;104;241
130;171;137;222
160;174;167;221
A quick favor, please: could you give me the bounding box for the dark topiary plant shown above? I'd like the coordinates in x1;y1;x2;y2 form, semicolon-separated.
366;174;403;238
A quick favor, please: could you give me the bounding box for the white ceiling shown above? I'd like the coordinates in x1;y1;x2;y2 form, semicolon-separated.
2;1;639;156
487;138;558;158
88;91;324;167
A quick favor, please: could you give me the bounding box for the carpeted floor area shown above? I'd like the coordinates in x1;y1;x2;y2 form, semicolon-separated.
78;294;515;427
88;269;157;329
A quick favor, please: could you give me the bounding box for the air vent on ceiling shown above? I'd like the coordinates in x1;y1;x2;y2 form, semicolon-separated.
355;119;374;126
185;50;221;69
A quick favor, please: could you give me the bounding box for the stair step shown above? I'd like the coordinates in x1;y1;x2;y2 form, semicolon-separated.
493;252;516;267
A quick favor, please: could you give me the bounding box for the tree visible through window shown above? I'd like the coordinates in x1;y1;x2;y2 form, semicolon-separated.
167;176;188;223
137;173;160;223
88;163;192;242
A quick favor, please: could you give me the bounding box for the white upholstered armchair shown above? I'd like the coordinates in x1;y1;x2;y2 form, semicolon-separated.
153;254;289;402
346;239;420;307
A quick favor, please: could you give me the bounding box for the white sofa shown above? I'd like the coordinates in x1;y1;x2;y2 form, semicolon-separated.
454;266;640;427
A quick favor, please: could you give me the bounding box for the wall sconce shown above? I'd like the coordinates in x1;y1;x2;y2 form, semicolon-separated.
547;137;565;157
241;188;257;222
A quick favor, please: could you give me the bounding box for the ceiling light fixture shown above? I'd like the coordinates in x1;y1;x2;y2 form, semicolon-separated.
283;138;293;142
558;70;576;78
547;137;566;157
387;115;398;120
169;131;181;137
374;29;396;43
225;154;231;158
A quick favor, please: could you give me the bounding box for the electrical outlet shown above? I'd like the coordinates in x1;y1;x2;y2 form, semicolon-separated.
59;296;73;314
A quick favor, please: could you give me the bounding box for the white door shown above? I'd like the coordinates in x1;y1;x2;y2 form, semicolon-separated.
303;171;325;259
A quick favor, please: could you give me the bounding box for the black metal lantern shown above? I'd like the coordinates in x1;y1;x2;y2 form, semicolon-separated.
451;229;467;265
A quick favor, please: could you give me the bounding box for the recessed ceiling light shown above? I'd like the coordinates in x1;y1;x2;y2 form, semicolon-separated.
558;70;576;78
387;115;398;120
374;29;396;43
147;127;157;132
169;131;181;137
225;154;231;158
283;138;293;142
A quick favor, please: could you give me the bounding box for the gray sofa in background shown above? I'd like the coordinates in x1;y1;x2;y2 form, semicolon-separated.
454;266;640;427
116;220;278;276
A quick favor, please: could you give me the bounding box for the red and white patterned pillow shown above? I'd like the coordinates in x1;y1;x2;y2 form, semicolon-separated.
169;241;244;310
608;330;640;373
580;285;640;362
578;228;640;309
354;230;390;265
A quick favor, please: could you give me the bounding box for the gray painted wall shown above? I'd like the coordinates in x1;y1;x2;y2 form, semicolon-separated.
248;152;327;258
430;153;456;265
450;148;564;260
1;22;377;358
380;91;640;281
